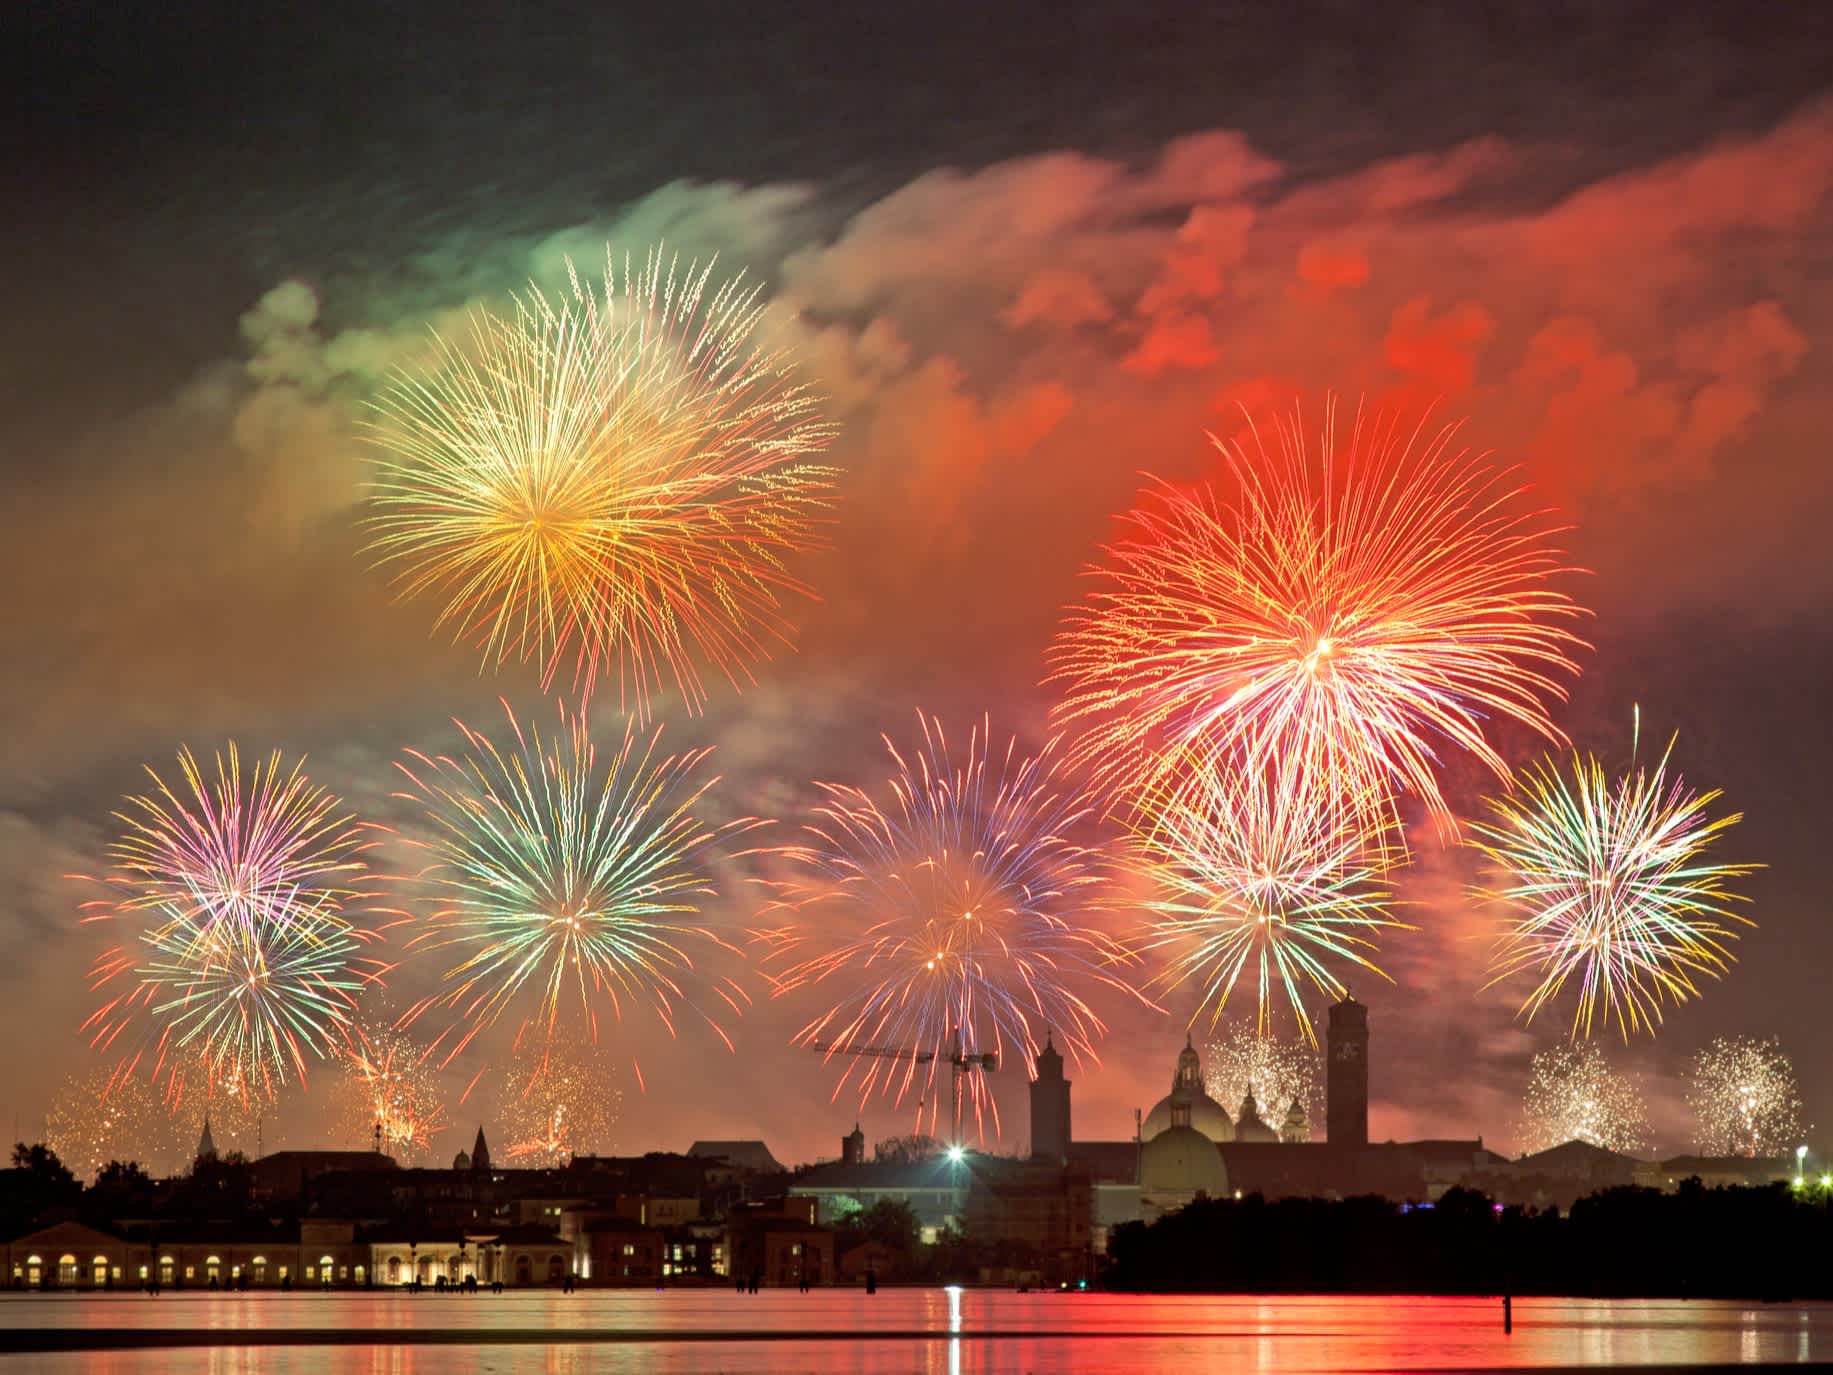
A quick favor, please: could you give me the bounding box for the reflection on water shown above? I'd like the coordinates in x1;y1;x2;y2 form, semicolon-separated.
1;1292;1829;1373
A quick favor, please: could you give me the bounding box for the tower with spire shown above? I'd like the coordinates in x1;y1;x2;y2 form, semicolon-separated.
469;1125;491;1173
1029;1033;1071;1164
194;1115;218;1167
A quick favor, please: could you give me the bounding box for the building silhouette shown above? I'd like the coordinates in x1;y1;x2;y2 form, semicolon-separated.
1029;1036;1071;1164
1326;995;1369;1147
1141;1037;1233;1142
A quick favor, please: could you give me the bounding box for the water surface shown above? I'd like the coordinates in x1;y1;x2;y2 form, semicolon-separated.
2;1290;1828;1372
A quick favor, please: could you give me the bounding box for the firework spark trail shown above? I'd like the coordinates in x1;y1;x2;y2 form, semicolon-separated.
85;890;385;1101
393;700;758;1070
366;244;837;713
1516;1041;1650;1155
1130;753;1404;1047
75;744;376;940
1048;397;1586;844
1686;1035;1806;1158
1474;713;1756;1039
757;714;1147;1140
1203;1021;1321;1132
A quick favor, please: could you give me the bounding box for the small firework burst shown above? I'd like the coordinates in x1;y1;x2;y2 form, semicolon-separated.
1203;1022;1321;1135
1130;755;1403;1047
1516;1042;1650;1155
1686;1035;1805;1158
337;1020;450;1162
45;1069;187;1180
499;1035;621;1166
757;714;1144;1140
1475;713;1756;1039
85;895;385;1101
393;700;757;1068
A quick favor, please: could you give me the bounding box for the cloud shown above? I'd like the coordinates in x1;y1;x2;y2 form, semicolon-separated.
8;99;1833;1161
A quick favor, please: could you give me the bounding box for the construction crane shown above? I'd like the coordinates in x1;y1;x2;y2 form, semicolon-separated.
807;1039;998;1146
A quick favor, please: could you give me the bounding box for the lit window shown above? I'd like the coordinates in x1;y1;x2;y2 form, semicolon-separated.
622;1244;635;1257
305;1267;315;1281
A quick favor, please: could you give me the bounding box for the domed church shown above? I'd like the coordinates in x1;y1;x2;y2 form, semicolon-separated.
1138;1099;1230;1219
1140;1037;1234;1143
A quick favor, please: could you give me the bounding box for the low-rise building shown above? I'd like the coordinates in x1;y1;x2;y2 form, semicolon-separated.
727;1196;834;1287
584;1218;665;1284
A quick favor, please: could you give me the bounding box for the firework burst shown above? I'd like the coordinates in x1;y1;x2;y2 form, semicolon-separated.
499;1034;622;1166
394;700;757;1067
336;1020;450;1162
1048;398;1585;842
1131;755;1404;1047
366;244;837;711
1516;1042;1650;1155
757;714;1145;1140
1203;1022;1321;1135
76;744;375;940
1686;1035;1805;1158
46;1068;187;1181
85;894;384;1101
1474;714;1756;1039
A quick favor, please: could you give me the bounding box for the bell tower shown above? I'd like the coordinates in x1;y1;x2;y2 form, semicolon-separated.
1326;995;1369;1147
1029;1034;1071;1163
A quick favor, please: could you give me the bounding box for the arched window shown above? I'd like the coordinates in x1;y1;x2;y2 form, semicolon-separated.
205;1256;222;1283
546;1255;565;1283
515;1255;531;1286
388;1256;401;1284
251;1256;267;1284
26;1256;43;1288
319;1256;335;1287
92;1256;109;1287
58;1255;78;1287
353;1264;366;1286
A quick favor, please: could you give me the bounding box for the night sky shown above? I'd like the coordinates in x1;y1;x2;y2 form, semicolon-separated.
7;0;1832;1168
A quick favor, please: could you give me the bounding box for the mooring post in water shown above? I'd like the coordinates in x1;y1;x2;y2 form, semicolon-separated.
1504;1293;1513;1334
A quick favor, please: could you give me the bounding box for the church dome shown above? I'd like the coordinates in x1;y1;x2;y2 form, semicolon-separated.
1233;1088;1279;1143
1142;1036;1234;1143
1139;1125;1229;1201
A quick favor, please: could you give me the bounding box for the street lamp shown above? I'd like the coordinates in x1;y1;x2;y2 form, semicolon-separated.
1796;1144;1808;1186
945;1145;966;1165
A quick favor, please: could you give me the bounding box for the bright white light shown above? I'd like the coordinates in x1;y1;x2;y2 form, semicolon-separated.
946;1145;966;1164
